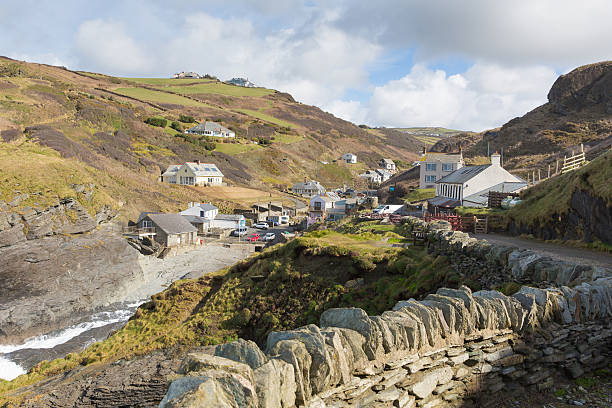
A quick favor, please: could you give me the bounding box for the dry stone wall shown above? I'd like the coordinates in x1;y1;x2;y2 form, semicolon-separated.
159;220;612;408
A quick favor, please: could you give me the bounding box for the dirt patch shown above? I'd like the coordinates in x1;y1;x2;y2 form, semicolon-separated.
0;80;17;90
24;125;97;166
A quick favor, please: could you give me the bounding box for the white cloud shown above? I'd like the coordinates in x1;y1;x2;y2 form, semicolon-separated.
361;63;557;131
75;19;151;74
324;99;368;125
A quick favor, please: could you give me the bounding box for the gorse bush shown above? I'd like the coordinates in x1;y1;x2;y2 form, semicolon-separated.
144;117;167;127
170;121;183;132
178;114;196;123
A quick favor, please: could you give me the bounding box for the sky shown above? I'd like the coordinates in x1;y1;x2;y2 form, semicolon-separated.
1;0;611;131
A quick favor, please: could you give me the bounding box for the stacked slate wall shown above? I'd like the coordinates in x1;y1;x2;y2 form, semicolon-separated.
159;220;612;408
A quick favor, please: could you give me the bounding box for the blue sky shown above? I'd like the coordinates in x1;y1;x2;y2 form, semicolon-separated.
1;0;611;131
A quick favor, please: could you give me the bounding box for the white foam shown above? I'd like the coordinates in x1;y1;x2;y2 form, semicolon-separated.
0;356;26;381
0;300;148;380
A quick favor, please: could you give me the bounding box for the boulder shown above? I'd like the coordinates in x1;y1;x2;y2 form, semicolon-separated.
215;338;268;370
269;339;312;405
320;307;383;360
0;224;26;247
254;359;296;408
178;352;255;387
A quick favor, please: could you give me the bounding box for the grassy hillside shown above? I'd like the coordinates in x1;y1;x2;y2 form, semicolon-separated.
0;57;422;219
1;227;459;399
509;149;612;245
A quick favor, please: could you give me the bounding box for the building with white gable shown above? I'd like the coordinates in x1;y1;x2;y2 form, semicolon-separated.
161;161;224;186
429;153;527;208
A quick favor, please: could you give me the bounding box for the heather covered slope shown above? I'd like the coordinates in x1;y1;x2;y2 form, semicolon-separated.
0;57;422;219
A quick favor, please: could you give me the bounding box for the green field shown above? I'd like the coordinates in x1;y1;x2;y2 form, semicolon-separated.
214;142;262;155
167;83;275;98
235;108;295;128
413;135;441;145
403;188;436;202
274;132;303;144
121;77;217;86
113;87;209;107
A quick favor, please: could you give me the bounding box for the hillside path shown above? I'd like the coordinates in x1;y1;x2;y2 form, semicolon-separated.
471;233;612;269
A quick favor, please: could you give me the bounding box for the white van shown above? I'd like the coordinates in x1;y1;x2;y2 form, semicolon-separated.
373;204;403;215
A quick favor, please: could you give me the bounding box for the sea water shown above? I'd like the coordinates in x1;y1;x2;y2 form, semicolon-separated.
0;300;146;381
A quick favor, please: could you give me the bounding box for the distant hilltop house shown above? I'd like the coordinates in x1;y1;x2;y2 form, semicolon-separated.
186;121;235;138
379;158;396;172
173;71;201;79
428;152;527;209
292;180;326;197
225;77;255;87
419;149;465;189
161;160;224;186
341;153;357;164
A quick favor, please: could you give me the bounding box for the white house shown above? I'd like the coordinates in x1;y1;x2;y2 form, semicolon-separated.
174;71;201;79
419;151;464;189
161;161;224;186
180;202;219;219
186;121;235;138
359;170;382;185
376;169;393;183
341;153;357;164
431;153;527;208
226;77;255;87
292;180;326;197
309;193;345;221
379;159;396;172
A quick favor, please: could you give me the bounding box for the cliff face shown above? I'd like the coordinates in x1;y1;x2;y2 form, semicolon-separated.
0;195;144;344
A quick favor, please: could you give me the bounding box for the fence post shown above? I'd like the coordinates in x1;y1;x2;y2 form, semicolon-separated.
556;159;559;174
538;169;541;182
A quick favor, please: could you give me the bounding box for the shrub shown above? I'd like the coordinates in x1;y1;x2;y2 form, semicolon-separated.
170;121;183;132
179;114;196;123
144;117;167;127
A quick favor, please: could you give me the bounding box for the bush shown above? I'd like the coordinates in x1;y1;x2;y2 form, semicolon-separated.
170;121;183;132
144;117;167;127
179;114;196;123
175;133;216;151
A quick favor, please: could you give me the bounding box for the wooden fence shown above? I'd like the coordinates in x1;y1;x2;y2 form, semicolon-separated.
561;147;586;174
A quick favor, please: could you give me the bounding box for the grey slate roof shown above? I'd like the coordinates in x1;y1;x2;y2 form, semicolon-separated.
215;214;244;221
146;213;197;234
436;165;490;184
196;203;218;211
184;162;225;178
182;215;207;224
187;121;232;134
422;152;463;163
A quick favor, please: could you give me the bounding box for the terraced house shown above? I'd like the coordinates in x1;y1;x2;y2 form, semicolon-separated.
161;161;224;186
185;121;235;138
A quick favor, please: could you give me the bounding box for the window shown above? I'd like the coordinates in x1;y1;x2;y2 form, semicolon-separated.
425;175;436;183
314;202;323;210
426;163;437;171
142;220;152;228
442;163;453;172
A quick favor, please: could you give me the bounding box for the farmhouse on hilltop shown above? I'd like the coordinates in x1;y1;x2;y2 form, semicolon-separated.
429;153;527;209
186;121;235;138
161;161;224;186
173;71;201;79
225;77;255;87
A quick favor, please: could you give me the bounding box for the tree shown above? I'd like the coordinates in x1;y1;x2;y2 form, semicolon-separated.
178;114;196;123
144;117;167;127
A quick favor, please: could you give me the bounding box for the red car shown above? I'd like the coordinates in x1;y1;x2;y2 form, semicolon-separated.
247;233;260;242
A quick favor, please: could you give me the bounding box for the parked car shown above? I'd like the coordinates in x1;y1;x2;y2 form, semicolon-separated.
253;222;269;229
263;232;276;242
247;233;260;242
231;226;248;236
279;215;290;224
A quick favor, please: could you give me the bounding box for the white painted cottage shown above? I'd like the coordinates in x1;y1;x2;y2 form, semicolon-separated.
341;153;357;164
292;180;326;197
186;121;235;138
431;153;527;208
161;161;224;186
419;151;464;189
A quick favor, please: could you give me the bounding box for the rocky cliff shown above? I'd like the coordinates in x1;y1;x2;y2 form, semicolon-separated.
0;193;145;344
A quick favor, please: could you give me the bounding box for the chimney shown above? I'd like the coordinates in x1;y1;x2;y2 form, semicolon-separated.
195;159;200;165
491;152;501;167
422;147;426;157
